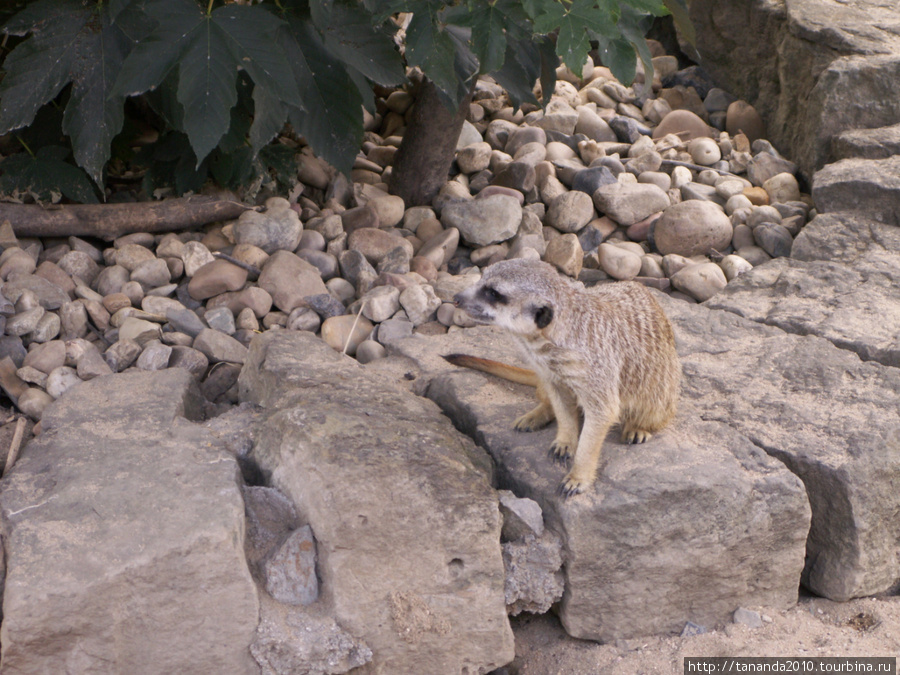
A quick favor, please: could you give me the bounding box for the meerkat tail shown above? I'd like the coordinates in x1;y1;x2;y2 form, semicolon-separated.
442;354;540;387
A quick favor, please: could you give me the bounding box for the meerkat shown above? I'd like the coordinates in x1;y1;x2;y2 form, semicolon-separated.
446;258;680;497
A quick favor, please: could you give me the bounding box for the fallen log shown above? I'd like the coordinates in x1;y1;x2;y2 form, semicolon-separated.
0;195;253;241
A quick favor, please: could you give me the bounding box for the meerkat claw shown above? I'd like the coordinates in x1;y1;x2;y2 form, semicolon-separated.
558;475;585;498
549;441;573;465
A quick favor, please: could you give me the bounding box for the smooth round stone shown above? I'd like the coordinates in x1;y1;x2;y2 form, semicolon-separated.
58;250;100;285
14;289;40;312
662;254;694;278
763;172;801;204
17;387;54;420
136;341;173;371
726;100;766;143
597;243;641;280
115;244;156;272
23;340;66;374
7;306;44;336
398;284;442;326
104;339;142;372
46;366;82;399
297;230;326;252
114;232;154;249
670;262;727;302
141;295;185;317
753;224;794;258
166;345;208;377
543;233;583;278
747;205;783;228
31;312;60;343
94;265;130;297
118;317;162;346
638;171;671;192
204;306;236;335
130;258;171;289
491;161;536;193
76;346;113;380
0;250;37;281
742;187;770;206
512;141;547;166
166;308;205;338
296;249;339;281
626;151;662;176
187;260;248;301
320;315;374;355
304;293;346;321
286;307;322;332
181;241;216;278
575;106;617;142
670;165;693;189
355;340;387;364
627;213;660;242
457;142;493;174
505;126;547;156
544;141;576;162
234;307;258;332
441;195;522;247
571;166;617;195
368;195;406;229
725;194;753;215
207;286;274;319
546;191;595;233
193;328;249;364
156;234;185;259
736;245;772;266
233;201;302;254
653;200;733;257
651;109;711;141
592;182;669;226
639;255;665;278
325;277;356;305
688;137;722;166
161;331;194;347
720;254;753;281
347;228;414;267
732;223;755;250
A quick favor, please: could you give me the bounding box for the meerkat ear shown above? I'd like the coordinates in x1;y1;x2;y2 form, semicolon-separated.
533;304;553;329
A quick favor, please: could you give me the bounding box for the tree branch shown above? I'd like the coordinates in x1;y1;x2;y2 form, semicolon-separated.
0;195;253;241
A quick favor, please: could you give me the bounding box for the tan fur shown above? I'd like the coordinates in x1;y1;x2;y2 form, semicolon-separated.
449;259;681;497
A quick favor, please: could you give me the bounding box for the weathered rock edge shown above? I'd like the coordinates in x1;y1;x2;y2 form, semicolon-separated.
238;330;515;674
386;323;811;641
0;369;259;674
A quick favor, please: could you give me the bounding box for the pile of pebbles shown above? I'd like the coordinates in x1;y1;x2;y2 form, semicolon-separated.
0;41;813;424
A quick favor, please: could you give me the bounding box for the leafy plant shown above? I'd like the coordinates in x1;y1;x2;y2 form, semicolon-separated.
0;0;692;202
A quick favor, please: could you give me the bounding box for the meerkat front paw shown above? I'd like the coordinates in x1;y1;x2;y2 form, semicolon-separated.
622;429;652;444
559;471;592;498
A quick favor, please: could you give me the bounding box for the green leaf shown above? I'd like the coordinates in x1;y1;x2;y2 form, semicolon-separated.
617;4;656;88
0;146;99;203
282;16;363;175
259;144;298;189
535;0;617;77
466;1;509;75
0;3;89;133
491;36;540;110
597;36;636;85
405;8;458;102
319;1;404;87
61;15;131;187
250;84;287;154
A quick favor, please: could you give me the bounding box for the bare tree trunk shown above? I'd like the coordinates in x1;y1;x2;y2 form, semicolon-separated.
389;78;476;207
0;195;251;240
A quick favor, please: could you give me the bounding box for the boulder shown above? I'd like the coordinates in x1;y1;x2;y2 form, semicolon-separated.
0;369;259;672
387;327;810;640
812;156;900;226
441;195;523;247
238;331;515;673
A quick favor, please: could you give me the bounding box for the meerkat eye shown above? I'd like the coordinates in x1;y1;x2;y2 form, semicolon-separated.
481;286;507;304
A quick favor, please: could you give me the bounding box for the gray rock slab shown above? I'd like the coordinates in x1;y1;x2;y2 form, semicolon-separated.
707;213;900;367
833;122;900;161
812;156;900;226
658;294;900;601
0;369;259;673
387;327;810;641
238;331;514;674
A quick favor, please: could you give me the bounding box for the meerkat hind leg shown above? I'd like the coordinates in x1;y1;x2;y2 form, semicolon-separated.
513;382;555;431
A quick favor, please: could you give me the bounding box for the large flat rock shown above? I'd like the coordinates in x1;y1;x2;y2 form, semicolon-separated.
812;157;900;226
0;369;259;674
707;213;900;367
689;0;900;175
387;327;810;640
238;331;514;674
660;295;900;601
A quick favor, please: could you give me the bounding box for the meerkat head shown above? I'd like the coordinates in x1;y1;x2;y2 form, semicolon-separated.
454;259;566;336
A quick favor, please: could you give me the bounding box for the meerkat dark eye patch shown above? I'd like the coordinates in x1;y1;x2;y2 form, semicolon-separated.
533;305;553;329
480;286;507;304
